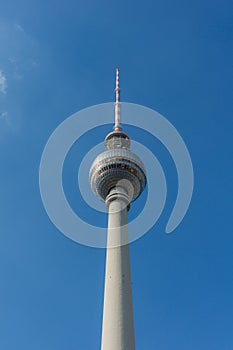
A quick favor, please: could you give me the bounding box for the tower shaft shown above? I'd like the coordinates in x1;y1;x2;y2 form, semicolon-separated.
101;189;135;350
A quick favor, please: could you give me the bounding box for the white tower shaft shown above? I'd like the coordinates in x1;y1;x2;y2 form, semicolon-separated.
101;189;135;350
89;69;146;349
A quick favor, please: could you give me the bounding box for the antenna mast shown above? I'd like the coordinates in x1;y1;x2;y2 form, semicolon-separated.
114;68;121;131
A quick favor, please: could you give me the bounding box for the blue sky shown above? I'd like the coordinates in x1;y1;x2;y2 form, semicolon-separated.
0;0;233;349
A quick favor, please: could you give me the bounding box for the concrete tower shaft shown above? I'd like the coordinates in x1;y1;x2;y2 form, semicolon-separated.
101;187;135;350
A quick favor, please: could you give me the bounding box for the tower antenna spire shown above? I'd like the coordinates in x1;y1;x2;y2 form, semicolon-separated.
114;67;121;131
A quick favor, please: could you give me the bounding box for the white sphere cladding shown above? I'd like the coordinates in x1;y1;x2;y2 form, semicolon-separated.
78;140;161;215
89;147;147;203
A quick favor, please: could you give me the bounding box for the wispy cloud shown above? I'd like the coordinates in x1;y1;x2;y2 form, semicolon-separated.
0;111;14;131
0;71;7;94
0;111;8;121
14;23;24;32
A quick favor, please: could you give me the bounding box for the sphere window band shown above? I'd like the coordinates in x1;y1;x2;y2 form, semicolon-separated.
90;156;146;203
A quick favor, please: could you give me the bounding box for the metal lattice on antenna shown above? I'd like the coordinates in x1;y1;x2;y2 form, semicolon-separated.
114;67;121;131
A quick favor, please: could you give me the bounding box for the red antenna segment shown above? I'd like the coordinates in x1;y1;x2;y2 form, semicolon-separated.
114;68;121;131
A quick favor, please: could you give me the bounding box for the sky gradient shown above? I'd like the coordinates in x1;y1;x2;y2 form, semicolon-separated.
0;0;233;349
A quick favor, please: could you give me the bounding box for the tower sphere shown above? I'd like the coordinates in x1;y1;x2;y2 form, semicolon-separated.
89;130;147;202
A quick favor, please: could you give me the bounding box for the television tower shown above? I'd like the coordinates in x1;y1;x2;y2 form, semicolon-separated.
89;68;147;350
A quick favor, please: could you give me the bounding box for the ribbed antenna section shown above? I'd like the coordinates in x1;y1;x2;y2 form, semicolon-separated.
114;68;121;131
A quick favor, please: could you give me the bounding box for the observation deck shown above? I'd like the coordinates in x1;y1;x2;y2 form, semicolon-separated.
89;130;146;203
